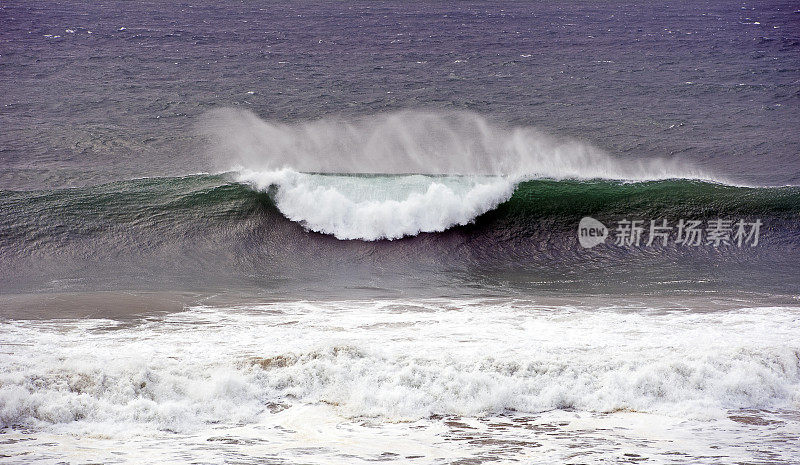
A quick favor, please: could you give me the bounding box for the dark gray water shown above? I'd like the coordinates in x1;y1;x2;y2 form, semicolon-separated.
2;0;799;189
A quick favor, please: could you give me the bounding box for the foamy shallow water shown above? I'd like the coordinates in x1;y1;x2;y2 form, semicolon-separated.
1;298;799;464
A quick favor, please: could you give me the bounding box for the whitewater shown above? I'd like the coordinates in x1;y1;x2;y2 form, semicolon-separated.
2;297;799;464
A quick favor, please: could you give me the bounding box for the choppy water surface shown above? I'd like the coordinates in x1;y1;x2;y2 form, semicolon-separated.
1;0;799;463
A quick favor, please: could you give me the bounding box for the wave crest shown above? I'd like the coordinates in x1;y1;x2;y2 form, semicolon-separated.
238;169;516;240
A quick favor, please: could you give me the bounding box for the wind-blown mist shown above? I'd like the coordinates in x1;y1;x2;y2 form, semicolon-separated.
197;108;711;180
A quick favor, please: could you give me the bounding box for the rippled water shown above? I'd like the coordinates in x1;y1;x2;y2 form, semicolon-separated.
1;1;799;463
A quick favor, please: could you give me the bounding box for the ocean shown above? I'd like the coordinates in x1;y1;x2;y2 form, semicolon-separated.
1;1;799;463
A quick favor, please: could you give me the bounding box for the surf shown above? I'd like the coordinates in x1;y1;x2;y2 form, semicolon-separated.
197;108;734;240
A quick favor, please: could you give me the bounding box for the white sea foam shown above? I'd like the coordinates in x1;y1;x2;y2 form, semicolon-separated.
237;169;516;239
2;300;798;429
2;299;799;463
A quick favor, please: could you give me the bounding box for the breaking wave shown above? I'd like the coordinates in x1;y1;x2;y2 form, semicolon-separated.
2;110;798;292
196;108;725;239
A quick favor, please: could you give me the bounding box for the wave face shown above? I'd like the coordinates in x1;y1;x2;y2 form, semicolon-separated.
2;174;799;297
